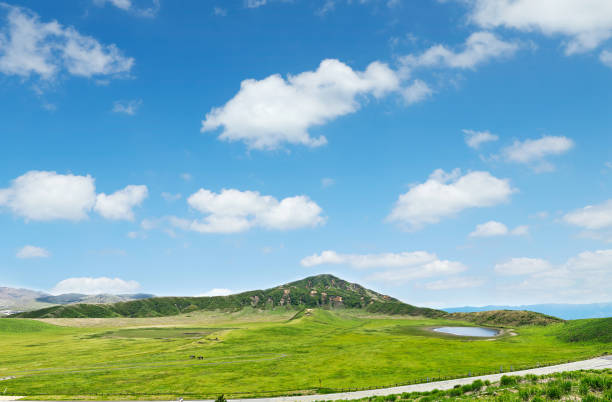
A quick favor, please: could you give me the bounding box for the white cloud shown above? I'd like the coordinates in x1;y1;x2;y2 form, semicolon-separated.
494;257;553;275
170;188;325;234
0;170;147;222
51;277;140;295
387;169;515;229
321;178;335;188
511;225;529;236
180;173;192;181
499;248;612;303
201;59;400;149
198;288;234;297
112;99;142;115
16;245;50;259
463;129;499;149
301;250;437;269
370;260;467;282
400;31;519;70
563;199;612;229
601;50;612;68
301;250;467;283
467;0;612;55
94;0;160;18
469;220;528;237
213;7;228;16
246;0;267;8
502;136;574;170
94;185;148;221
423;277;484;290
0;5;133;80
0;171;96;221
402;79;432;104
469;220;508;237
161;192;181;202
316;0;335;16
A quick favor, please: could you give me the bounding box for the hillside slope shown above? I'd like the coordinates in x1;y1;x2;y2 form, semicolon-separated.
11;274;445;319
450;310;564;327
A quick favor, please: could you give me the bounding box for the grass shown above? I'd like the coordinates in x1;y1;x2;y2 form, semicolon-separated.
556;317;612;343
334;369;612;401
1;309;610;400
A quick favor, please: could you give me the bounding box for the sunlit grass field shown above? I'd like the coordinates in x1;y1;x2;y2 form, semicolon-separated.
1;309;609;400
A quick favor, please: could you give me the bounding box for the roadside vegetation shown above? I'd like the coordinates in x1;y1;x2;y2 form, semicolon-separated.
336;369;612;401
1;308;610;400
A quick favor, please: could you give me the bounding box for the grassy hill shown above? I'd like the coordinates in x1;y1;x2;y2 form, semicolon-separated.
555;317;612;343
450;310;564;327
10;274;446;319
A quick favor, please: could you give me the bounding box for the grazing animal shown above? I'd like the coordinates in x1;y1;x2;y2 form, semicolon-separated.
189;355;195;359
198;356;204;360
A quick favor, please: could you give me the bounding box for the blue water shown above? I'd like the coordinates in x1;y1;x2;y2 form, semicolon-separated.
433;326;499;337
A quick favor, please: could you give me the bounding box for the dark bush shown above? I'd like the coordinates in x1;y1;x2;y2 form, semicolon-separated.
545;385;562;399
500;375;518;386
471;379;484;391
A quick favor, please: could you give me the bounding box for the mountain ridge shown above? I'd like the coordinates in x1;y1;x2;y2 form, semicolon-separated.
10;274;446;319
445;303;612;320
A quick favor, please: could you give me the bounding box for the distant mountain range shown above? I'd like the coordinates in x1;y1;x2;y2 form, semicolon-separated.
444;303;612;320
0;286;154;314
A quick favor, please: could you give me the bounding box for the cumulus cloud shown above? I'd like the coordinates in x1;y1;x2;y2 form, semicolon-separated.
0;5;133;81
301;250;467;282
499;249;612;303
601;50;612;68
0;171;96;221
423;277;484;290
112;99;142;115
502;135;574;171
16;245;50;259
198;288;234;297
301;250;437;269
51;276;140;295
94;185;148;221
463;129;499;149
402;79;433;104
387;169;515;229
494;257;553;275
370;260;467;282
400;31;519;70
0;170;147;222
564;199;612;230
201;59;400;149
168;188;325;234
469;220;528;237
467;0;612;55
94;0;160;18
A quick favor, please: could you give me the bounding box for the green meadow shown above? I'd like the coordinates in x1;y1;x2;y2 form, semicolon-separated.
1;310;609;400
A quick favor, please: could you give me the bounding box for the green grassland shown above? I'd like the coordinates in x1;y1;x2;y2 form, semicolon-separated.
340;369;612;401
1;310;610;400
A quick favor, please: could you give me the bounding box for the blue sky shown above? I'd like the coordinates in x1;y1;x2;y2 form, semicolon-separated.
1;0;611;307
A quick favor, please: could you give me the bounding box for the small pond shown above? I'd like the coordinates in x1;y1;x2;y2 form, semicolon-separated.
433;326;499;337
